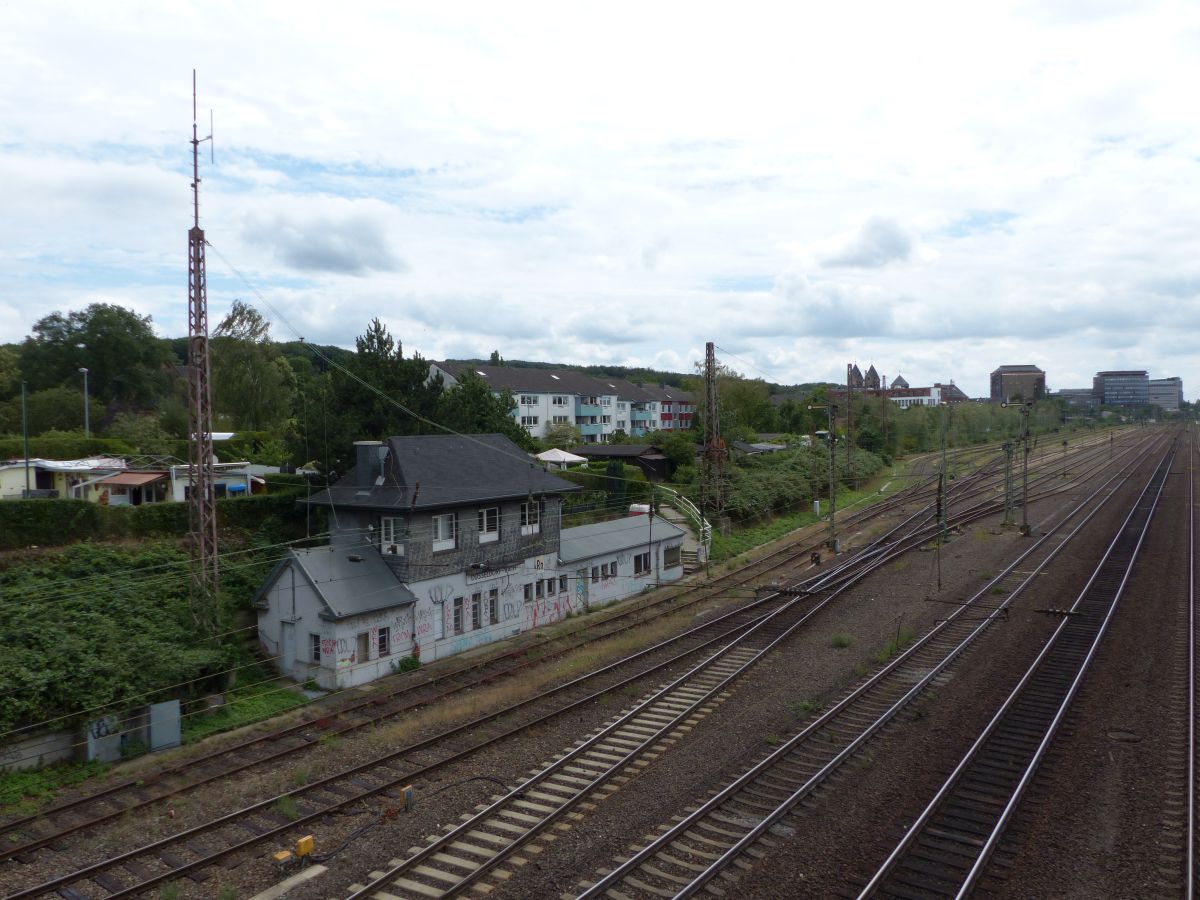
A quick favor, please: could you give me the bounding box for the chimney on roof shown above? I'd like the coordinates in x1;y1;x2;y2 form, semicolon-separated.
354;440;386;488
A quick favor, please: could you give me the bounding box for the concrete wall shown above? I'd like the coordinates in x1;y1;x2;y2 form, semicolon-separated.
0;728;75;771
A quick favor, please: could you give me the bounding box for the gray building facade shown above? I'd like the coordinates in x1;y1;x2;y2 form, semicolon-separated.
1093;370;1149;407
1149;376;1184;412
990;365;1046;402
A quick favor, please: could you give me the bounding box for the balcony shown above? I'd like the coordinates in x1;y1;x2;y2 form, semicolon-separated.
576;402;601;416
630;409;653;423
579;422;603;436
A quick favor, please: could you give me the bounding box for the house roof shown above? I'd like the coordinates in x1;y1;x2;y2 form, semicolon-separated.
992;365;1045;374
98;472;167;487
433;362;693;405
253;546;417;621
0;456;126;472
558;515;685;563
569;444;662;459
309;433;579;512
434;362;605;395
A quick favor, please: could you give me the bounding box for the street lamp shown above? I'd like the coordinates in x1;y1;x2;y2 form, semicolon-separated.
808;403;839;553
79;367;90;439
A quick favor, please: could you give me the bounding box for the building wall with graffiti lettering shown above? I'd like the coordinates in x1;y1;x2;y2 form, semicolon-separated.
255;516;687;690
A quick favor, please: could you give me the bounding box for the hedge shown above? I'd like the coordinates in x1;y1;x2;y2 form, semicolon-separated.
0;435;134;460
0;489;311;551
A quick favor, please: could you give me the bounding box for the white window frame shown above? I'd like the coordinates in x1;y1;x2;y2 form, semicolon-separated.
380;516;405;556
471;592;482;629
378;626;391;657
600;396;612;406
453;597;464;634
535;579;545;599
560;574;569;592
432;512;457;552
434;601;445;640
521;415;539;428
521;394;537;405
520;501;541;535
478;506;499;544
552;415;570;425
310;633;321;663
552;395;568;406
601;415;611;425
488;588;499;624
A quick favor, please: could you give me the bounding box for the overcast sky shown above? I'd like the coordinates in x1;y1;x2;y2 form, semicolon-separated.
2;1;1198;398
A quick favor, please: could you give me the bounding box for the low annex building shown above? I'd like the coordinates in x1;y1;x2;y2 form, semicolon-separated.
253;433;685;689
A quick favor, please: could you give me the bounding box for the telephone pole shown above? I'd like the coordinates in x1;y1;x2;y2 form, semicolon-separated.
186;70;219;630
845;364;854;490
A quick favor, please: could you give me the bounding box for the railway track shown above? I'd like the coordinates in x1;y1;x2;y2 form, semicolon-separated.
0;429;1136;898
0;470;948;863
857;437;1175;898
570;433;1170;900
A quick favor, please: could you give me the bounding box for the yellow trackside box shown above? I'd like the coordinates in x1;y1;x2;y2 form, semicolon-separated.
295;835;314;858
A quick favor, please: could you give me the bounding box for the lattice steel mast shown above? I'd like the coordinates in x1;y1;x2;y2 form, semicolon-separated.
186;70;218;629
701;341;725;518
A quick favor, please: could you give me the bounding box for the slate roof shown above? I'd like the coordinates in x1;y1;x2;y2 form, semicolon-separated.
569;444;665;459
253;546;417;621
308;434;579;512
432;362;693;405
558;516;685;564
991;365;1045;373
434;362;606;395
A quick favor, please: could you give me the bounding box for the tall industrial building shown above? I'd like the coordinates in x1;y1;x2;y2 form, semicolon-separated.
1092;370;1149;407
1148;376;1184;412
990;365;1046;402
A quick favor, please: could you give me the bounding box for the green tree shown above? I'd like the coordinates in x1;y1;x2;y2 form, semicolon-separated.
319;319;443;473
106;412;175;454
0;387;88;435
541;421;583;449
211;301;296;431
20;303;172;407
436;370;530;447
0;346;20;401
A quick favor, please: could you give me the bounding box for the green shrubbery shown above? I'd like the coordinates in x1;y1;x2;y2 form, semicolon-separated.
0;489;311;551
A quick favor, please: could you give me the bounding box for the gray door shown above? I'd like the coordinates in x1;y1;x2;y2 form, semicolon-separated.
281;621;296;672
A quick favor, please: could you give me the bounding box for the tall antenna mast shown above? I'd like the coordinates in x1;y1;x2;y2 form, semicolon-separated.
187;69;219;632
702;341;725;518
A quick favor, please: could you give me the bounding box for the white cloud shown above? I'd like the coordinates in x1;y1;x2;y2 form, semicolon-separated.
1;1;1199;398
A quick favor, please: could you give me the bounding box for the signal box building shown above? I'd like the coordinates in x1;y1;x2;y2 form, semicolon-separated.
253;434;684;689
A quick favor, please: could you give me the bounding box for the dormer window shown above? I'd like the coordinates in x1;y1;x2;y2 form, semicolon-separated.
380;516;405;556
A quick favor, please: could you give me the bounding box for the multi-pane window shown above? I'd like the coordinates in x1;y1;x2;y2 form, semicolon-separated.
380;516;405;555
600;396;612;406
432;513;456;552
471;592;482;629
521;395;537;405
310;633;321;663
378;626;391;657
478;507;499;543
520;501;541;535
524;583;533;602
453;597;464;634
434;601;445;640
488;588;499;624
634;551;651;574
521;415;539;428
601;415;611;425
591;566;600;583
664;545;682;568
617;420;627;430
535;579;545;599
546;577;556;596
552;415;570;424
552;395;568;405
559;574;569;593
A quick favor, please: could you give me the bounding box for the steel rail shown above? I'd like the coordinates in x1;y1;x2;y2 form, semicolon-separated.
859;438;1176;899
1188;422;1196;898
574;433;1166;900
